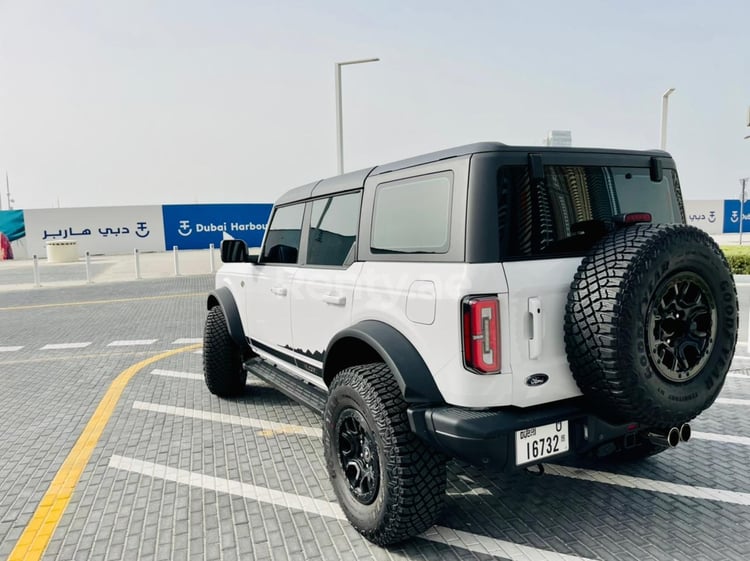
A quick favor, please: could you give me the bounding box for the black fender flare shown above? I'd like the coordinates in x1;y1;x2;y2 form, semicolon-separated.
206;287;250;352
323;320;444;405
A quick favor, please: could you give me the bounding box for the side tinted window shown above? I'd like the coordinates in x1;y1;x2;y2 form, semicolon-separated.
261;204;304;264
500;165;680;258
307;192;361;267
371;172;453;253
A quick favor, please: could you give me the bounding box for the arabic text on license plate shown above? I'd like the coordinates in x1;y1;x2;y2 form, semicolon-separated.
515;420;569;465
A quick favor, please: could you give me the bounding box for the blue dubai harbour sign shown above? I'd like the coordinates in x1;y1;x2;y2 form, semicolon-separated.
162;204;272;250
722;200;750;234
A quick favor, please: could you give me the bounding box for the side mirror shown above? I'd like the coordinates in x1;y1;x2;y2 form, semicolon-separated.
221;239;258;263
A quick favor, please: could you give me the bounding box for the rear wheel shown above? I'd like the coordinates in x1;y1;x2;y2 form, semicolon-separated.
323;363;446;545
203;306;247;397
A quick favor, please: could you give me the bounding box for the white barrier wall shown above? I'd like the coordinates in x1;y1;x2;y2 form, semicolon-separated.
23;206;166;257
11;200;733;260
683;200;724;235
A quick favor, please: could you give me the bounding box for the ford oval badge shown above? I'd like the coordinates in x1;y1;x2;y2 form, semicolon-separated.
526;373;549;387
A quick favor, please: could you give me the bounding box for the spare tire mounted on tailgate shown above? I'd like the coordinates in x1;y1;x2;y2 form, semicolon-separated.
565;223;738;428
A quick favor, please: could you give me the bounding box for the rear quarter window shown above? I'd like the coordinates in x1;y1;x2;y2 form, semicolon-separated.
371;171;453;254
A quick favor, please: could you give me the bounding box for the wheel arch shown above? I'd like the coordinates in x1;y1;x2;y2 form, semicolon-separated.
323;320;444;405
207;287;250;352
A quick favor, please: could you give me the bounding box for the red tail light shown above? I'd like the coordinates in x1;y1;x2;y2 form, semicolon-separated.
613;212;652;225
462;296;501;374
625;212;652;224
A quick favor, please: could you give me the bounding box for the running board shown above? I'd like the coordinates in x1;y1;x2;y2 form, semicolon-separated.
244;357;327;415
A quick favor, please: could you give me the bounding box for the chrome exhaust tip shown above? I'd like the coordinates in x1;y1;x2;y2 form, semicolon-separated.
647;427;680;448
679;423;691;443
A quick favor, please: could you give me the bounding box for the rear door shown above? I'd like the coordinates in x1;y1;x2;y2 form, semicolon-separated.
500;155;682;407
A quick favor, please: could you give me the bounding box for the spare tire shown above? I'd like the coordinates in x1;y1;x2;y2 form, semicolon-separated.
564;224;737;427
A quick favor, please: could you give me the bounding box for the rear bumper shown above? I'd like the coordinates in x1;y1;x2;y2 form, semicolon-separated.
407;398;636;470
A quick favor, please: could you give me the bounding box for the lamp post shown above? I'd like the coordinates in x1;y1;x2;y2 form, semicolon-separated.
741;177;749;246
660;87;676;150
5;172;13;210
742;109;749;244
335;58;380;175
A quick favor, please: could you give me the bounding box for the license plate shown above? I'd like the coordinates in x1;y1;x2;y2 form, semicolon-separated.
515;420;569;465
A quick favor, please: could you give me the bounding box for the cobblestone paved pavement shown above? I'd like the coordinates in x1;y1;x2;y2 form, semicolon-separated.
2;273;750;560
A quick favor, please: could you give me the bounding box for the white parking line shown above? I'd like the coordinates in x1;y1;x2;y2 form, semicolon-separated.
421;526;598;561
717;397;750;406
728;372;750;379
109;454;342;518
693;431;750;446
545;464;750;506
151;369;204;381
0;346;23;352
107;339;158;347
40;342;91;350
108;455;598;561
134;400;750;505
172;338;202;345
132;401;321;437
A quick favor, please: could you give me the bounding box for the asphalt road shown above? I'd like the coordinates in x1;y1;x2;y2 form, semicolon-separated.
2;275;750;561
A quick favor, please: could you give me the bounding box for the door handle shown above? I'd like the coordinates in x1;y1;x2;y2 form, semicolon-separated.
528;297;542;360
323;293;346;306
270;287;288;297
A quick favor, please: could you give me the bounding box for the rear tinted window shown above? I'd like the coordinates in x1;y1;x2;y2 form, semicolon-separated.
307;191;361;267
371;172;453;254
499;165;681;258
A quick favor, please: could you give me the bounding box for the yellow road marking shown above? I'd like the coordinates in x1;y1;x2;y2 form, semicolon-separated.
258;427;310;437
7;343;202;561
0;292;204;311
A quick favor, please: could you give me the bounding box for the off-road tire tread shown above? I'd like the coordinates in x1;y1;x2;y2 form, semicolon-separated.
203;306;247;397
324;363;446;546
564;224;736;427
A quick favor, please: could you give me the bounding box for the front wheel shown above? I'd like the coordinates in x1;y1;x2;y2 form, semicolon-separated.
323;363;446;546
203;306;247;397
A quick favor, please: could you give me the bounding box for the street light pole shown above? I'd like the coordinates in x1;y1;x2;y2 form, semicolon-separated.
743;109;750;244
741;177;749;246
660;87;676;150
5;172;12;210
335;58;380;175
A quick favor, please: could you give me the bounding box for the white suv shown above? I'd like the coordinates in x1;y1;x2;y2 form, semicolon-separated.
203;142;738;545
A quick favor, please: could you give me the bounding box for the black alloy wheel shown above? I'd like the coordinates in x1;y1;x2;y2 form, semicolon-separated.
335;409;380;505
647;272;717;383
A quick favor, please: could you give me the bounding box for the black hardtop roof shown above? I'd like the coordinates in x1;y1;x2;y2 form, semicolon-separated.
275;142;672;205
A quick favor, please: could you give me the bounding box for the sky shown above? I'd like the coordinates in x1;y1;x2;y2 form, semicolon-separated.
0;0;748;210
